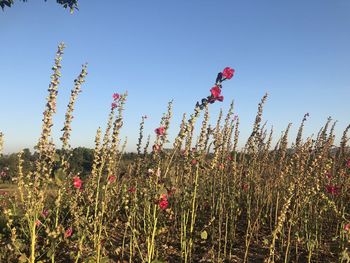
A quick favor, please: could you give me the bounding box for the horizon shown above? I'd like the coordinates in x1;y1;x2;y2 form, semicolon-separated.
0;0;349;154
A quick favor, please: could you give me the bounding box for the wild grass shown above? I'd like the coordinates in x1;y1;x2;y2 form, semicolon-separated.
0;43;349;263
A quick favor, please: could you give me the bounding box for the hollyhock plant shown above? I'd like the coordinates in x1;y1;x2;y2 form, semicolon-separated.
73;176;82;189
222;67;235;79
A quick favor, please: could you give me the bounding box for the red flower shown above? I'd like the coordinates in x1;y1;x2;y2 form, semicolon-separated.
111;102;117;110
35;220;42;227
108;175;116;183
326;184;340;195
128;187;136;193
112;93;120;100
210;85;221;98
155;127;165;136
73;176;82;189
191;159;197;165
41;209;49;218
159;194;169;210
153;144;161;152
167;187;176;197
64;227;73;238
346;159;350;169
217;96;224;102
344;223;350;232
222;67;235;79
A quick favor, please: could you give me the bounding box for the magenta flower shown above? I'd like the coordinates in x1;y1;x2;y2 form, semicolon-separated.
346;159;350;169
64;227;73;238
128;187;136;193
222;67;235;79
108;175;116;183
111;102;117;110
155;127;165;136
326;184;340;196
41;209;49;218
112;93;120;100
345;223;350;233
210;85;221;98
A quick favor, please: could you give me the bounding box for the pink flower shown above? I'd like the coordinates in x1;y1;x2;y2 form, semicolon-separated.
155;127;165;136
64;227;73;238
191;159;197;165
326;184;340;196
346;159;350;169
222;67;235;79
73;176;82;189
167;187;176;197
153;144;161;152
112;93;120;100
344;223;350;232
41;209;49;218
210;85;221;98
128;187;136;193
159;194;169;210
108;175;116;183
217;96;224;102
111;102;117;110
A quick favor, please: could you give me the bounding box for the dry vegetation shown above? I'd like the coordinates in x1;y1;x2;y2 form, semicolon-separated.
0;43;349;263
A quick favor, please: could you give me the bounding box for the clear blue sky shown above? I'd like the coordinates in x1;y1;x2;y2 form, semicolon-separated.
0;0;349;153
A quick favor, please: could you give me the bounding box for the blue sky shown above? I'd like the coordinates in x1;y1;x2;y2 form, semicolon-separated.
0;0;349;153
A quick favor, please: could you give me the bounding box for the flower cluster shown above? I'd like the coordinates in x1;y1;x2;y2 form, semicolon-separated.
111;92;120;110
195;67;235;110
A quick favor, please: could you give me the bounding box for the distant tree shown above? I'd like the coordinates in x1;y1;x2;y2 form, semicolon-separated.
0;0;79;12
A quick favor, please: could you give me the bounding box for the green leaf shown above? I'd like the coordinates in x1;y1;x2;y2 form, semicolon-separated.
201;230;208;240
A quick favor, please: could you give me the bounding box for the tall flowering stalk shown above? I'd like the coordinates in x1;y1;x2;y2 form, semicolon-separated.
60;63;88;151
0;132;3;155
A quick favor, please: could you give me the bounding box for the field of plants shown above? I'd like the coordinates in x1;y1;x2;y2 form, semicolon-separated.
0;43;349;263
